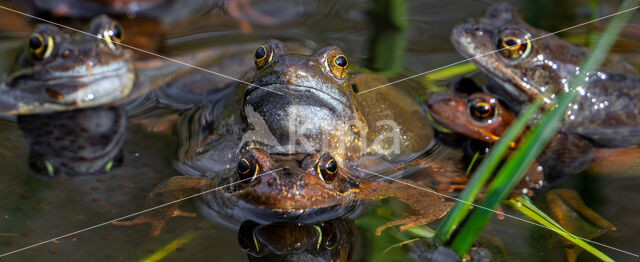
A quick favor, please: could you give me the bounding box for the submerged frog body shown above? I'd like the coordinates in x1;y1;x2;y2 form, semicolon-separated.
17;106;126;177
451;3;640;147
114;40;454;235
0;15;134;114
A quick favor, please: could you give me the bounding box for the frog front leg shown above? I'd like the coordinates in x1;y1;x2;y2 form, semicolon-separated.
358;179;453;235
112;176;214;236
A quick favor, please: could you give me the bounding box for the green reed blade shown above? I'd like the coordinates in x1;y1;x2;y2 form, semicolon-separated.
423;62;477;82
506;196;614;262
433;99;541;242
449;0;638;258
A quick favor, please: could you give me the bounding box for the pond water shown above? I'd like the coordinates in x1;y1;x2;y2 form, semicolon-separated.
0;0;638;261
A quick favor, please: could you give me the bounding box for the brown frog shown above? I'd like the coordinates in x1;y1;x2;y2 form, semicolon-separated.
451;3;640;147
114;40;456;236
426;87;619;261
426;85;640;178
0;15;134;114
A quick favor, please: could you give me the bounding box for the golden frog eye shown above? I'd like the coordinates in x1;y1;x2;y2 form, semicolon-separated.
237;157;258;181
326;50;348;79
238;221;261;255
317;154;338;183
28;33;54;60
316;223;338;250
254;45;273;69
467;95;498;122
102;21;123;50
496;28;531;59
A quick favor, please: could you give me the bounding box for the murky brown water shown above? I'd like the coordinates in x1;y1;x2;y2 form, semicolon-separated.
0;0;638;261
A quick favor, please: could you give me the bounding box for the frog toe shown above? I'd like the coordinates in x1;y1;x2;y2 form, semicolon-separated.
112;215;167;237
172;209;197;218
375;220;406;235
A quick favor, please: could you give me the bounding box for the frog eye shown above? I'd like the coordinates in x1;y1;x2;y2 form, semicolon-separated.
103;21;124;50
316;154;338;183
496;28;531;59
237;157;259;181
254;45;273;69
467;95;498;122
316;223;338;250
326;50;348;79
238;221;262;255
28;33;54;60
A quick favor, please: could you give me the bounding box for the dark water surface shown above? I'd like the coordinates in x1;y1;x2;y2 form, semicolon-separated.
0;0;638;261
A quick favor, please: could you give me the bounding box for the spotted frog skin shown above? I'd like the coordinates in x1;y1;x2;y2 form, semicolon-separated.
114;40;454;236
0;15;134;114
451;3;640;147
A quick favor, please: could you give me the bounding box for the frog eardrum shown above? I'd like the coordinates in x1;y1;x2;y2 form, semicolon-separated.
317;153;338;183
496;28;531;59
467;94;498;122
28;33;54;60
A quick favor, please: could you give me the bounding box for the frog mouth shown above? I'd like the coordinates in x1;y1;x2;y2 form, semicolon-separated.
0;59;134;114
245;83;350;108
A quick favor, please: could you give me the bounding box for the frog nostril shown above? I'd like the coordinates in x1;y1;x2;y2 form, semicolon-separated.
62;49;71;59
266;178;275;187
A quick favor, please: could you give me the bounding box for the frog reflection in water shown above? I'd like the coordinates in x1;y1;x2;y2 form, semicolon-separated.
114;40;455;236
452;3;640;147
237;219;354;260
0;15;134;114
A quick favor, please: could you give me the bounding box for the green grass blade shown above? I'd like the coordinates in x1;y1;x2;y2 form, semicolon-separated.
449;0;638;257
140;231;199;262
423;62;477;82
433;99;542;242
506;196;614;262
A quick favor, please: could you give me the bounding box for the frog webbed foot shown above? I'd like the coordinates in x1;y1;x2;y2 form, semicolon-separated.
112;176;213;236
361;179;454;235
545;189;615;262
113;208;197;236
375;204;454;236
